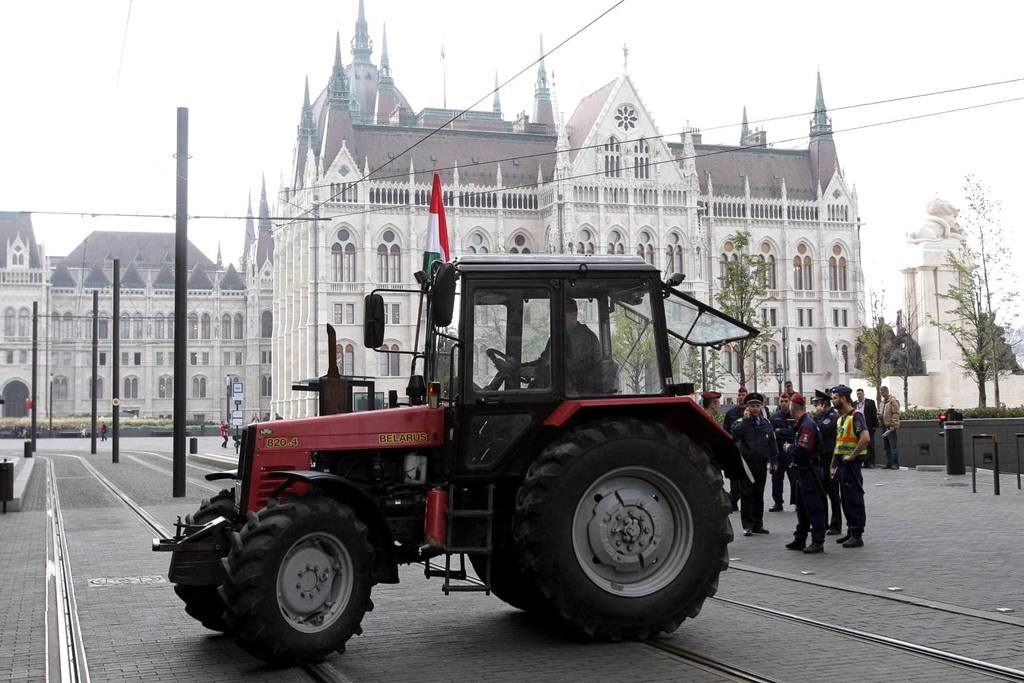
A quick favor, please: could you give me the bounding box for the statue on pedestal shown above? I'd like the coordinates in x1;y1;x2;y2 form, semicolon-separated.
906;198;963;244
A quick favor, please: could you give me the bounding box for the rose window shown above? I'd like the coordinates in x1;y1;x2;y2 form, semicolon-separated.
615;105;638;131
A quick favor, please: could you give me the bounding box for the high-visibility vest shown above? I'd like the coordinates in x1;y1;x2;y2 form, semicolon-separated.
834;413;859;458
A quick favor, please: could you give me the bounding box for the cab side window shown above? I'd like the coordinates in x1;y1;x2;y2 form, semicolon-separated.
471;287;552;392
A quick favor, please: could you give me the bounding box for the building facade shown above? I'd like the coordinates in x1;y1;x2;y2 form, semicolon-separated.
269;2;864;417
0;211;273;422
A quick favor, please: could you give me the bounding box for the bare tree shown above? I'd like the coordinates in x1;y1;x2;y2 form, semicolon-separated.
714;230;773;386
855;291;894;406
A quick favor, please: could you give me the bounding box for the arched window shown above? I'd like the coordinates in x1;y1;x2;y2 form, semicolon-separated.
508;233;532;254
260;311;273;338
154;313;165;340
200;313;211;339
188;313;198;340
17;308;29;337
62;312;73;340
377;344;401;376
377;229;401;282
665;233;684;274
465;232;490;254
606;229;624;255
724;345;735;374
767;254;777;289
120;313;130;339
53;376;69;400
603;137;621;178
89;376;104;400
792;256;803;290
3;308;14;337
840;344;850;373
158;375;173;399
191;376;207;398
799;343;814;374
123;376;139;399
260;375;272;397
234;314;244;340
802;256;813;290
339;343;355;376
635;230;654;265
576;228;595;255
133;313;143;339
221;313;232;339
633;138;651;179
332;228;357;282
839;257;848;291
50;312;59;339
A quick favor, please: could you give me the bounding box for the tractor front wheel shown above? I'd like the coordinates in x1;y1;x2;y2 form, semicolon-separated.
219;496;375;665
173;488;235;633
515;418;731;640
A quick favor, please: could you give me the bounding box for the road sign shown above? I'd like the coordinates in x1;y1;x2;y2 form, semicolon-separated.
231;417;243;428
234;399;242;407
232;381;243;396
231;410;242;420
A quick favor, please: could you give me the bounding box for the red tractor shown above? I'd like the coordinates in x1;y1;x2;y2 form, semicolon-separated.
155;255;756;664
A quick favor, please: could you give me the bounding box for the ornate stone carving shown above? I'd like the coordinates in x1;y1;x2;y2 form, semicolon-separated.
906;198;963;243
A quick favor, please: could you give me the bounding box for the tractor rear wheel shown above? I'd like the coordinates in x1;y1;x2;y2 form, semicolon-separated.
173;489;235;632
515;418;731;640
219;495;375;665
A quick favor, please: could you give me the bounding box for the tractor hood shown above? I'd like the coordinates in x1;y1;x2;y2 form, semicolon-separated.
252;406;445;453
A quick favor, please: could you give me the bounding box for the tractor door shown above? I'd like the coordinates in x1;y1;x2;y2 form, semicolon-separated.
455;280;563;475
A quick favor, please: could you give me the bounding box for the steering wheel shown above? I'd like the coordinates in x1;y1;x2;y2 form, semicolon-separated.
484;348;520;391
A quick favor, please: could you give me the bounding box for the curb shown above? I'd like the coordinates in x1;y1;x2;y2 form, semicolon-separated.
3;456;36;512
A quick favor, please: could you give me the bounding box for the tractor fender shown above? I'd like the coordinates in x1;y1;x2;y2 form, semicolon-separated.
542;397;749;482
265;470;399;583
204;470;237;481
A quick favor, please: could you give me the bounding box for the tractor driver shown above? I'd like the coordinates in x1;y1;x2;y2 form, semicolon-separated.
520;298;602;394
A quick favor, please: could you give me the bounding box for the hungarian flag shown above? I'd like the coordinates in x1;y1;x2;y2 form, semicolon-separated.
422;173;450;272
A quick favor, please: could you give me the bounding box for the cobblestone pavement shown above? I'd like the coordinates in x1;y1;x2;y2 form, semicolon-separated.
1;437;1022;682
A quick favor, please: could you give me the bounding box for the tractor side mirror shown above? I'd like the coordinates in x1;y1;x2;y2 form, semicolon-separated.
363;294;386;348
665;272;685;287
432;262;457;328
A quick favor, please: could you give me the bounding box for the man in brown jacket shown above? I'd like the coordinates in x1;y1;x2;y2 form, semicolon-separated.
880;386;901;469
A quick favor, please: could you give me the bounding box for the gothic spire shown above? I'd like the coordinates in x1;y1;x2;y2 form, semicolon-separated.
379;23;392;81
351;0;372;63
243;190;255;261
535;35;550;99
811;70;832;136
255;174;274;265
740;106;749;145
492;71;501;115
329;32;350;104
216;241;222;268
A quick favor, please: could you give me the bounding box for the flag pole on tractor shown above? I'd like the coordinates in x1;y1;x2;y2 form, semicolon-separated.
422;173;450;273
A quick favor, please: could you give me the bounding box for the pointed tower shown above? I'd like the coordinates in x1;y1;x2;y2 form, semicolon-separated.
379;23;392;82
242;190;255;267
533;36;554;129
255;175;274;267
216;241;223;268
492;71;502;115
739;106;749;145
322;33;356;171
351;0;372;63
293;77;319;188
375;24;403;124
808;70;839;195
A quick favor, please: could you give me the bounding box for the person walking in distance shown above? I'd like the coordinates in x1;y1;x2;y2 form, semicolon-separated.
783;393;828;554
723;386;748;512
879;386;901;469
813;389;843;534
220;421;230;448
855;388;880;468
769;394;796;512
99;421;108;442
830;385;870;548
730;392;776;537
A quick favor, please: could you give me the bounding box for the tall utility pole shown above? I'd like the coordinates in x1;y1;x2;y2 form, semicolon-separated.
90;290;98;455
172;107;188;497
31;301;38;452
112;259;120;464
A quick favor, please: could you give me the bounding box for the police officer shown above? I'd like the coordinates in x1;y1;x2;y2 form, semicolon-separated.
830;385;870;548
812;389;843;534
723;385;748;512
730;392;775;537
783;393;828;553
769;394;796;512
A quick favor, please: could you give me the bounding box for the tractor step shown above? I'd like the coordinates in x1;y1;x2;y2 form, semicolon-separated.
423;483;494;596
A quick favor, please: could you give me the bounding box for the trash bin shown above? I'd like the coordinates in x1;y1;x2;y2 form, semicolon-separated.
23;441;32;459
1;459;13;513
943;409;965;475
189;437;198;454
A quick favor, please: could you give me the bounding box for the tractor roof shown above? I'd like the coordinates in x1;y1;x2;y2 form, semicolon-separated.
456;254;658;274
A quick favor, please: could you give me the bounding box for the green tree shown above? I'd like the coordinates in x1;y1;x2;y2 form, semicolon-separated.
714;230;773;387
855;291;894;405
674;345;725;392
612;306;658;393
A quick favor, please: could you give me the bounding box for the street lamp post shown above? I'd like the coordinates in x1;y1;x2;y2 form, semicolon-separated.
48;372;53;437
774;365;783;400
900;341;909;408
796;337;804;395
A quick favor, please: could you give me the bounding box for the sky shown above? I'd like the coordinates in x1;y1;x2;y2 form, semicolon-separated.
1;0;1022;323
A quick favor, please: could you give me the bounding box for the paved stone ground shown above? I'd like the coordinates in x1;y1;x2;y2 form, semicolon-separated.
1;437;1022;682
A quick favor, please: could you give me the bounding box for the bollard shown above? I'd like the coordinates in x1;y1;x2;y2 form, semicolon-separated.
24;441;32;459
0;458;13;513
970;434;1000;495
189;437;198;455
1016;434;1023;491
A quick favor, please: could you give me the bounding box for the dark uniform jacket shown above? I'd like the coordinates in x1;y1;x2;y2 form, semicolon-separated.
814;408;839;458
770;408;795;466
730;414;777;463
786;413;823;468
723;403;746;434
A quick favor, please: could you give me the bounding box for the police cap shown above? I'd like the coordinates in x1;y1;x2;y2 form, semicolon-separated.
831;384;853;398
744;392;765;405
